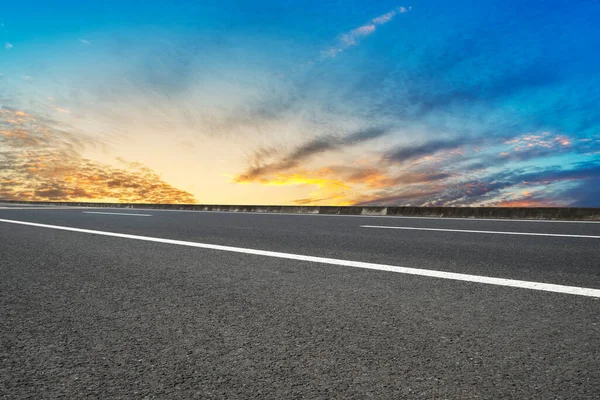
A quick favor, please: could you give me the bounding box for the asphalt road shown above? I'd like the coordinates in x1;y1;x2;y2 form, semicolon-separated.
1;206;599;399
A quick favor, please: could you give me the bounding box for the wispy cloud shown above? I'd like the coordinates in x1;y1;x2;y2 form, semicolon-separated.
4;1;600;207
234;127;389;182
321;6;410;58
384;137;475;165
4;43;13;50
232;128;600;206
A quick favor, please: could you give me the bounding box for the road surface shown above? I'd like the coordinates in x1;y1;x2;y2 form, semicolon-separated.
1;205;599;398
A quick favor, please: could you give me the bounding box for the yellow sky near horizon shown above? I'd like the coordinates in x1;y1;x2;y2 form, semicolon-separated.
1;106;364;205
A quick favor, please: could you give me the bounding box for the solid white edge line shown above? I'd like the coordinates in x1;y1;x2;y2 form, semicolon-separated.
360;225;600;239
82;211;152;217
1;218;599;298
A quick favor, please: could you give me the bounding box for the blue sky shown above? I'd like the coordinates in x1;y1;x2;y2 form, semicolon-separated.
1;0;599;206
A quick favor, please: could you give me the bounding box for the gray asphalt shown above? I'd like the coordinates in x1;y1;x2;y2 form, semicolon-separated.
1;207;599;399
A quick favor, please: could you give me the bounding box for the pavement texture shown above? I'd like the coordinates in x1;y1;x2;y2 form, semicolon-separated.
1;207;599;399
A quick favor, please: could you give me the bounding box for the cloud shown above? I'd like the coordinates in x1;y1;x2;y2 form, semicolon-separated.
384;137;473;164
235;126;389;182
234;159;456;206
321;21;565;134
382;132;600;174
327;165;452;189
493;189;565;207
79;39;91;45
232;123;600;206
321;6;410;58
232;129;600;206
251;169;354;206
291;196;340;205
0;107;196;203
479;133;600;167
566;177;600;207
353;189;444;206
383;163;600;207
5;1;600;208
5;43;12;50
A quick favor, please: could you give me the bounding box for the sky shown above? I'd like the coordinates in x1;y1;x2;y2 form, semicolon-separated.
1;0;600;206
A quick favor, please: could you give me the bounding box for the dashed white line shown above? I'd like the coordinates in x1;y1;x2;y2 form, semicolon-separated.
361;225;600;239
83;212;152;217
1;218;599;298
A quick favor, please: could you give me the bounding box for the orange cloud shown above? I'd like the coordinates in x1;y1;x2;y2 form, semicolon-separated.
264;173;350;191
506;132;574;152
496;200;553;207
1;108;196;203
233;161;454;205
234;168;354;205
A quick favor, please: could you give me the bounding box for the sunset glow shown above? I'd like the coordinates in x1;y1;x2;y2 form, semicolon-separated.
1;1;599;206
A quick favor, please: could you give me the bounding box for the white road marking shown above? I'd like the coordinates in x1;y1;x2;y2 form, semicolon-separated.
83;212;152;217
1;218;599;298
360;225;600;239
